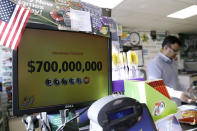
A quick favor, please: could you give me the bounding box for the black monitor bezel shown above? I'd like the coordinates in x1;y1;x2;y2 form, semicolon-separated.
12;25;112;116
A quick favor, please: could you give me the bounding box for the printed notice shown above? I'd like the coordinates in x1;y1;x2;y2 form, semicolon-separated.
70;9;92;32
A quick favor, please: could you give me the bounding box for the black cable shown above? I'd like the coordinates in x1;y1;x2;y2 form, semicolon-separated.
56;107;89;131
40;119;51;131
39;113;51;131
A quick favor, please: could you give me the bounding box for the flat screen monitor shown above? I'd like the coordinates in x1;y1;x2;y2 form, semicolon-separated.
13;28;111;116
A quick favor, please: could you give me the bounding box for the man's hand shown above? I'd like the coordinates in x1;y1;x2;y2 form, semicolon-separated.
180;92;196;103
187;87;193;93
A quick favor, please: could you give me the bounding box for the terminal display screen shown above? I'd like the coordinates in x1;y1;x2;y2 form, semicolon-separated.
109;108;134;121
13;28;111;116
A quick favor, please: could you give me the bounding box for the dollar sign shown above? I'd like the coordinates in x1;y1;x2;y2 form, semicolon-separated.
28;60;35;73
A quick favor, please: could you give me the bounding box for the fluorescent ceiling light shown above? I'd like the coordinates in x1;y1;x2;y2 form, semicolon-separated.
167;5;197;19
81;0;124;9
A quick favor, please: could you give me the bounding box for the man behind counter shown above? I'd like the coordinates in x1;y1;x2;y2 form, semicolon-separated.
147;35;195;106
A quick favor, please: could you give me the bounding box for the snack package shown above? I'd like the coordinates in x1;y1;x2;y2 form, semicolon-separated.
178;110;197;125
176;105;197;125
155;114;182;131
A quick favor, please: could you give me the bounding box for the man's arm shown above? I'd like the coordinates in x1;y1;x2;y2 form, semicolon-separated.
166;86;195;103
147;60;195;103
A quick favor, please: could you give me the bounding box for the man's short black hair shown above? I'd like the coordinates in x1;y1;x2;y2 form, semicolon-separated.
162;35;182;48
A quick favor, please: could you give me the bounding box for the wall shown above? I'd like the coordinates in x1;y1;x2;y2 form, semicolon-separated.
119;30;180;69
138;31;164;69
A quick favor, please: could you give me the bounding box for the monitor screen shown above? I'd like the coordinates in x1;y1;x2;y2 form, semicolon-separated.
13;28;111;116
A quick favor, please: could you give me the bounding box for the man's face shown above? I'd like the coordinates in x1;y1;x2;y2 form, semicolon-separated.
163;43;180;60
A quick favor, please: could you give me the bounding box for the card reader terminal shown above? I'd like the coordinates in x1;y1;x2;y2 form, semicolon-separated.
88;95;143;131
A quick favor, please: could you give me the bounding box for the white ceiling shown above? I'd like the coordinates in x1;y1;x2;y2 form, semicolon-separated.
112;0;197;34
